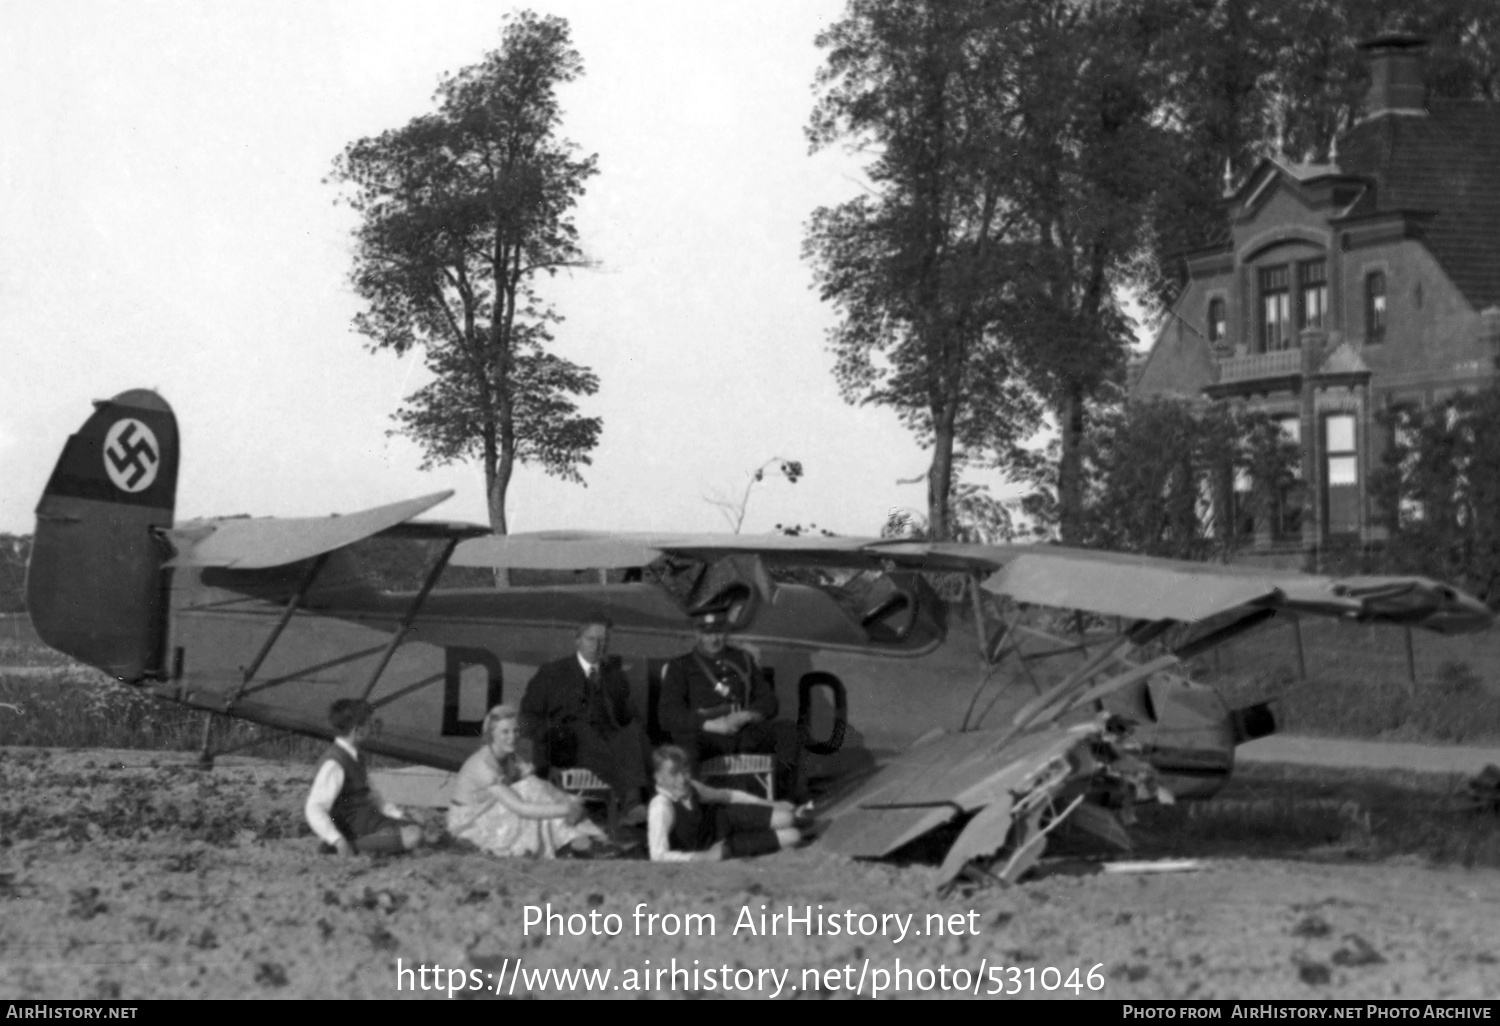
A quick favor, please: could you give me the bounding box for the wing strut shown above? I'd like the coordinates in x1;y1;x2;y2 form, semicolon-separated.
221;554;331;714
968;572;993;662
959;574;1013;732
358;538;460;701
197;553;332;766
962;603;1057;732
1007;634;1135;734
369;672;447;711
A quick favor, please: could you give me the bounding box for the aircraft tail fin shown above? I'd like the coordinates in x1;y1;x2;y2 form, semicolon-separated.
27;389;179;681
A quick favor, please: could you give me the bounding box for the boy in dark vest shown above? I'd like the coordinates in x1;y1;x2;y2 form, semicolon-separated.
304;699;422;855
646;744;807;862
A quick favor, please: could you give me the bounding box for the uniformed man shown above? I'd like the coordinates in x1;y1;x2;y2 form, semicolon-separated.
658;606;780;771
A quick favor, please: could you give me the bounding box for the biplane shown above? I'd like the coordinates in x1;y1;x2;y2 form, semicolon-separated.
26;389;1494;885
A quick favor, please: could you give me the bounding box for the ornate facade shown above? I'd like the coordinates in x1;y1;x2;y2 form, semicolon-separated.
1133;34;1500;567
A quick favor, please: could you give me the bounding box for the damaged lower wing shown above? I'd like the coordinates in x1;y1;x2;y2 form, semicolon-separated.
816;718;1160;887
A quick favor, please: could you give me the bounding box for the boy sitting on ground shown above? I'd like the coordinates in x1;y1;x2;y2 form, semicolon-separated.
646;744;806;862
304;698;423;855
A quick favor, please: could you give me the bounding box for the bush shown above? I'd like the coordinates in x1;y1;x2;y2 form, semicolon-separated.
1372;387;1500;608
0;667;324;760
0;667;202;749
1432;660;1482;696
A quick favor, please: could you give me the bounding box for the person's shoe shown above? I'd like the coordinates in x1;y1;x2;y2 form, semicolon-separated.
556;841;594;860
587;839;629;860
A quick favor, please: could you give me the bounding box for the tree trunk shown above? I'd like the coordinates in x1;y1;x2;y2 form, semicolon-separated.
487;459;511;535
928;402;958;542
1057;382;1086;546
484;444;513;587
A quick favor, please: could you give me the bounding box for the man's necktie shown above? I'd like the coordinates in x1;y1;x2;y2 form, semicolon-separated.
587;664;616;730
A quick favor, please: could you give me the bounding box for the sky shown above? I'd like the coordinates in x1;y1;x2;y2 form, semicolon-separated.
0;0;1050;539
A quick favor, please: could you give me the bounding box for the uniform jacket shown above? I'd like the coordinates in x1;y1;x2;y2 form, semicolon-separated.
659;646;778;737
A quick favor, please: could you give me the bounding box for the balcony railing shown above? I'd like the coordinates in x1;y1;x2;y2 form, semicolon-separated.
1216;347;1303;385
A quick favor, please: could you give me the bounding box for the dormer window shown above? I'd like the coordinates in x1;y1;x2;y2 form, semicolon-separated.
1298;260;1327;330
1208;298;1227;345
1259;266;1292;352
1366;271;1387;342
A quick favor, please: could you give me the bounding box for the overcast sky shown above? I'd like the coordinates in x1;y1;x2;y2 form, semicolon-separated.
1;0;1045;539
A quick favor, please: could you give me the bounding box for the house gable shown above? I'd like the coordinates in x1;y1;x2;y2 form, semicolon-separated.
1128;35;1500;567
1133;308;1216;398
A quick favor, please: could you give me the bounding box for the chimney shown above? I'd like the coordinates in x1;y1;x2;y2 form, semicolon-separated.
1359;32;1427;119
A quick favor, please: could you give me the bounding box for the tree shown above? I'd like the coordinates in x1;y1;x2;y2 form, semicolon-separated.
883;458;1016;543
996;0;1182;544
704;458;804;534
805;0;1043;543
328;11;601;533
1371;389;1500;606
1018;392;1299;559
806;1;1188;544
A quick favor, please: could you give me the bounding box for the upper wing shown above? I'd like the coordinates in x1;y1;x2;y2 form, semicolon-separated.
984;550;1491;635
453;532;1493;635
165;492;487;569
452;531;672;570
450;530;894;570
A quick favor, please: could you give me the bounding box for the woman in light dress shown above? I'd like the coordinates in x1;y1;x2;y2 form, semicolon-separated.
447;705;609;858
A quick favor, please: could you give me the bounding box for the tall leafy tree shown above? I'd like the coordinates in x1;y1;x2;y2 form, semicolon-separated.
805;0;1042;543
329;11;600;533
997;0;1181;543
806;0;1183;543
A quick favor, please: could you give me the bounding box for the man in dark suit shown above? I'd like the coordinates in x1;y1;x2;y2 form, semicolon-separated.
521;614;652;817
659;606;781;771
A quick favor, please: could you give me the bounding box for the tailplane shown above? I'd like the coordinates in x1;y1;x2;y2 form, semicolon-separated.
27;389;179;681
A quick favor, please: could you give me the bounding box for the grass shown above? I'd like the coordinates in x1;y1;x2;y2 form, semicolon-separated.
0;616;323;761
0;664;325;762
1;664;204;750
1194;616;1500;743
1116;761;1500;870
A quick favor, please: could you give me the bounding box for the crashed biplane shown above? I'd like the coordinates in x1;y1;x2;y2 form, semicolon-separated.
27;390;1494;885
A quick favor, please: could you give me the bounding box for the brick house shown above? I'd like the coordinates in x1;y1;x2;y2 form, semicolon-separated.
1132;33;1500;568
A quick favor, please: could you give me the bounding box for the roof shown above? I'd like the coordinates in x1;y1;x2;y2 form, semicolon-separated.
1320;340;1371;375
1338;99;1500;310
1266;155;1342;184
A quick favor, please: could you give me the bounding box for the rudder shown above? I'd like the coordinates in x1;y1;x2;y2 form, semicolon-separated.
27;389;179;681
